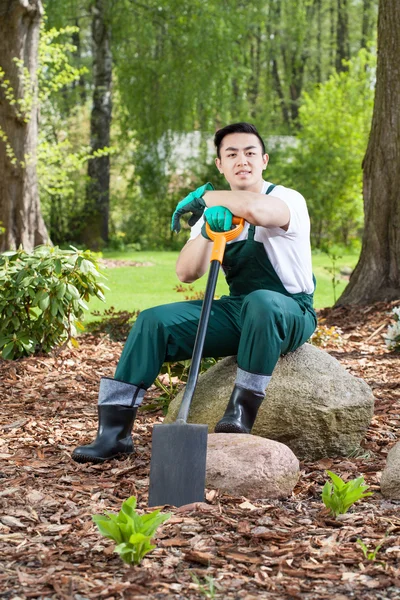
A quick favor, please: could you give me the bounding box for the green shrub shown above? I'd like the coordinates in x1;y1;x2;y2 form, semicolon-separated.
0;245;106;359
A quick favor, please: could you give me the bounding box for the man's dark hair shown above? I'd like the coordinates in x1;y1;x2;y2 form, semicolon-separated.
214;122;266;159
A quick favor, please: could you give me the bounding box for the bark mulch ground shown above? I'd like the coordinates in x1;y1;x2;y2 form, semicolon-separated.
1;301;400;600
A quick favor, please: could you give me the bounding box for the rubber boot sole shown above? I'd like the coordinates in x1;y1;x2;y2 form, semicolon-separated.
214;420;249;434
71;449;134;464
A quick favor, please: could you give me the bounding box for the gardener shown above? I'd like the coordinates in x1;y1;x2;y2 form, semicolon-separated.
72;122;317;463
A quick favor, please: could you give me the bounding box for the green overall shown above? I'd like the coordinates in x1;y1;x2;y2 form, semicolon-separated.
115;189;317;389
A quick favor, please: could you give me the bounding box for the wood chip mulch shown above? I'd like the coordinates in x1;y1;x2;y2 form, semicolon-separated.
1;301;400;600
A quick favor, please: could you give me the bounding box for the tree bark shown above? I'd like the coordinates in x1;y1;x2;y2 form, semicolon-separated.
336;0;400;305
0;0;49;252
83;0;112;248
336;0;350;72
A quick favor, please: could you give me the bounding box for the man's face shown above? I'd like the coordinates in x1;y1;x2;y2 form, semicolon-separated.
215;132;269;192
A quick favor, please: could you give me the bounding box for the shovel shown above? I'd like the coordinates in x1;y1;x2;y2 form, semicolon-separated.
148;217;245;507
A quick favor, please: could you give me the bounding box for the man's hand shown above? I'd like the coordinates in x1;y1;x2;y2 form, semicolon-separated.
201;206;233;239
171;182;214;233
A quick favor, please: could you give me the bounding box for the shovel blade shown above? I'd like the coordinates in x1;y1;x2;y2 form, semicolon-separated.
148;422;208;508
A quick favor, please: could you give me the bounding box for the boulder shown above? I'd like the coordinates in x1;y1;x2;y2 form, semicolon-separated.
165;344;374;460
380;443;400;499
206;434;299;499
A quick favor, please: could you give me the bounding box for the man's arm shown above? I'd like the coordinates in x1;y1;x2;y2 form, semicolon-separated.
203;190;290;229
175;233;213;283
175;188;291;283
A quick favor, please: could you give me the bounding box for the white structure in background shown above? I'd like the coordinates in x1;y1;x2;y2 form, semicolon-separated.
157;131;297;175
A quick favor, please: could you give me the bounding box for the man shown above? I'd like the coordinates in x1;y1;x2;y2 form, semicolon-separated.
72;122;317;463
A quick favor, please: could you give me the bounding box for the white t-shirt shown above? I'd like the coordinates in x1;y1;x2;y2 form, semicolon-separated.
189;180;314;295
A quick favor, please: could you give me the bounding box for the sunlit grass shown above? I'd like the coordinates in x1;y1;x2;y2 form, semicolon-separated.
84;249;360;324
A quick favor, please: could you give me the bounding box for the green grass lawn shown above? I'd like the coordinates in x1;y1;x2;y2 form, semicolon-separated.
85;249;359;324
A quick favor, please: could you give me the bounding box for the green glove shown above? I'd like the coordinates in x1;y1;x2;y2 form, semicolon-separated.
201;206;233;239
171;182;214;233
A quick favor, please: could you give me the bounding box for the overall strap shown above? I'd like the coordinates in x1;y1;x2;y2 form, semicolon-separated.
248;183;276;240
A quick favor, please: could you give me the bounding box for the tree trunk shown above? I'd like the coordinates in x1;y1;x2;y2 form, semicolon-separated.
83;0;112;248
336;0;400;305
0;0;49;252
72;19;87;104
316;0;322;82
330;0;336;69
336;0;350;72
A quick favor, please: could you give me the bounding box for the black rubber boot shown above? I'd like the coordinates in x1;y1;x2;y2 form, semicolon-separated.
214;385;264;434
72;405;137;463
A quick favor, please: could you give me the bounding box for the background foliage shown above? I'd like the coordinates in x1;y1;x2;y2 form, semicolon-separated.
36;0;378;251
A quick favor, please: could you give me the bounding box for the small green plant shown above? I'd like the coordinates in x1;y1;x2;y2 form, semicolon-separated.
356;538;383;561
92;495;171;565
384;306;400;352
323;249;343;305
0;245;106;359
321;470;373;516
190;572;217;599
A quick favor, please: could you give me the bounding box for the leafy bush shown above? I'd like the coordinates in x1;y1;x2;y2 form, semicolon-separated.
321;470;372;517
0;245;106;359
92;495;171;565
384;306;400;352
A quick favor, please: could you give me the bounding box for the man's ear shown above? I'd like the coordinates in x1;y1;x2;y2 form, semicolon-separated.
263;153;269;170
215;157;223;174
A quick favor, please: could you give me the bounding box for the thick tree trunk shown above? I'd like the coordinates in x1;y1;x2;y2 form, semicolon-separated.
0;0;49;252
83;0;112;248
337;0;400;305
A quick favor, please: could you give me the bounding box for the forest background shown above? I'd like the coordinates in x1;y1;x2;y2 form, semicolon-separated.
0;0;379;259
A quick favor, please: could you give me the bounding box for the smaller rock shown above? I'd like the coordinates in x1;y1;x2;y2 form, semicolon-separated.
381;442;400;499
206;434;299;500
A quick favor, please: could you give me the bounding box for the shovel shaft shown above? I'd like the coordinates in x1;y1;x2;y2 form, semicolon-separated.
176;259;220;423
176;217;245;424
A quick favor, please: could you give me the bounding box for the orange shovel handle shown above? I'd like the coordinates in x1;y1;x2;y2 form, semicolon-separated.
206;217;245;264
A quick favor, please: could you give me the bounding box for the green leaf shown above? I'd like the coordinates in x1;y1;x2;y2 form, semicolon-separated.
56;282;66;298
66;283;80;299
54;259;62;275
38;294;50;311
2;341;15;360
114;543;135;564
92;515;123;544
0;336;12;348
326;470;346;491
128;532;150;545
79;259;97;275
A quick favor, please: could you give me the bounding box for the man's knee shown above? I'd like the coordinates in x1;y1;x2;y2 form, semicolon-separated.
129;306;169;340
241;290;284;323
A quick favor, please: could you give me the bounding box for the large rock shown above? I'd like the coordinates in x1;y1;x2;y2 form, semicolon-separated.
206;434;299;499
165;344;374;460
380;443;400;499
